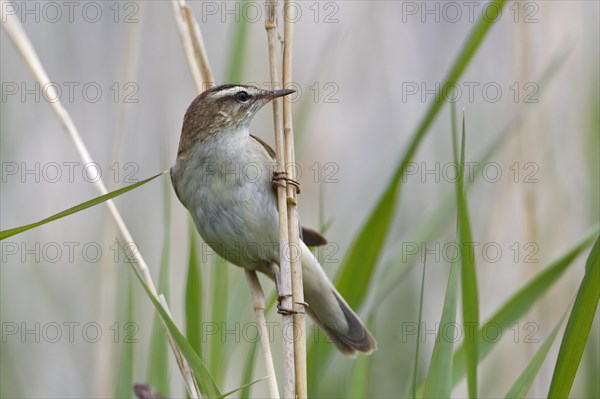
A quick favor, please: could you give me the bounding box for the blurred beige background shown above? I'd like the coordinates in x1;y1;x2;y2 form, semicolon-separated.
1;1;598;397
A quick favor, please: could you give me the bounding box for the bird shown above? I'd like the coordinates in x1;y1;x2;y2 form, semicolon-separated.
170;84;376;355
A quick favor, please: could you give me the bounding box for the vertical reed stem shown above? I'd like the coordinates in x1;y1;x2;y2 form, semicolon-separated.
245;270;281;398
282;1;307;397
265;0;296;397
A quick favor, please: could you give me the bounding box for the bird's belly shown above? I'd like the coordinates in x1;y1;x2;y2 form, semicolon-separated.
191;175;280;269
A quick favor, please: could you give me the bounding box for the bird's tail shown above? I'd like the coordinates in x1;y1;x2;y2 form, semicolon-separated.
300;241;377;356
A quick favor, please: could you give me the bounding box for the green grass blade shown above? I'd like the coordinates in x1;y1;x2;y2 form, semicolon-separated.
116;276;136;399
423;106;461;397
447;225;599;392
504;313;567;399
548;236;600;398
147;275;171;396
411;260;427;399
308;4;508;388
334;181;397;309
376;45;570;306
146;176;173;396
219;377;268;399
119;241;221;398
210;256;229;384
414;226;598;398
238;343;259;399
583;325;600;399
334;0;508;310
348;353;373;398
0;171;166;240
585;237;599;274
307;329;328;398
225;0;250;83
348;316;376;398
456;112;479;399
186;226;204;359
423;251;460;398
376;123;511;306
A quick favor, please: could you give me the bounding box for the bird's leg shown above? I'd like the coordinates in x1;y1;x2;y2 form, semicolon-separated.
266;262;300;315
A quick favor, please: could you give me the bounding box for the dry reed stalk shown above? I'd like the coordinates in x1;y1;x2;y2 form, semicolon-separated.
172;0;215;90
282;1;307;397
264;0;297;397
0;5;201;398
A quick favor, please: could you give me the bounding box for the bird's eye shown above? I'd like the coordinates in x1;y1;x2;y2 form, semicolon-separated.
234;91;250;103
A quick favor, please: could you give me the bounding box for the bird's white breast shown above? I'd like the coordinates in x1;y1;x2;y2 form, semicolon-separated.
171;130;280;269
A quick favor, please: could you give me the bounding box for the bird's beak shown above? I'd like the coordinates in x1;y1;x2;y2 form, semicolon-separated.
264;89;296;99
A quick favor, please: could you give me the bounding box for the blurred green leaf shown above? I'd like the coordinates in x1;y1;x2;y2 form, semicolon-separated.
119;241;221;398
348;354;373;398
411;260;427;399
423;251;460;398
219;377;267;399
210;256;229;384
504;312;566;399
147;278;171;395
225;0;250;83
0;171;166;240
334;0;508;310
239;343;259;399
583;322;600;399
186;226;204;359
455;111;479;399
147;176;173;396
448;225;599;392
414;225;598;397
422;103;462;399
376;44;571;306
307;329;328;398
548;236;600;398
335;181;396;309
348;315;376;398
116;277;135;398
310;4;508;392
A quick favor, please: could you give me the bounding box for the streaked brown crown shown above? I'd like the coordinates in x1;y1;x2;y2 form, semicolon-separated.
176;84;293;157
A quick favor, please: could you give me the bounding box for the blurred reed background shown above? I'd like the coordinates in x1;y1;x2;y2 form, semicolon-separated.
1;0;598;398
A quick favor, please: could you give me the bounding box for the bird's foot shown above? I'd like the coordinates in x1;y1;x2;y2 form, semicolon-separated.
272;171;301;194
277;296;308;315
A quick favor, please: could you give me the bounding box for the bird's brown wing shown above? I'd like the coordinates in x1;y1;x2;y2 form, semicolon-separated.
250;134;328;247
250;134;277;159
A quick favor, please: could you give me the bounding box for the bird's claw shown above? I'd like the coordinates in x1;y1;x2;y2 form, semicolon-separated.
277;296;307;315
272;171;301;193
